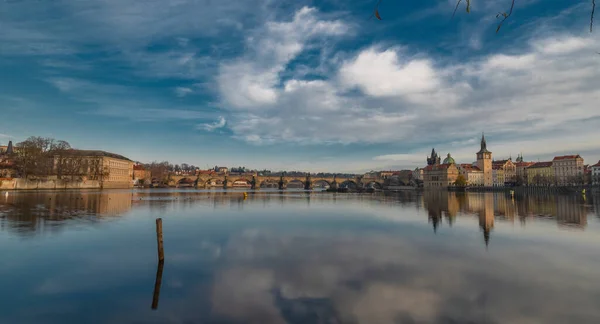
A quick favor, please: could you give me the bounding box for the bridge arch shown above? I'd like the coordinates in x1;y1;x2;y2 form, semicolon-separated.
365;181;383;189
260;179;279;188
203;178;223;187
339;180;358;189
231;178;252;188
312;179;331;188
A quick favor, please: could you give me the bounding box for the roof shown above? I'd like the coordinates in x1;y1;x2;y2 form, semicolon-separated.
515;162;535;167
423;163;455;171
528;161;553;168
591;160;600;168
60;149;132;161
459;164;481;171
133;165;145;171
492;165;504;170
553;155;582;161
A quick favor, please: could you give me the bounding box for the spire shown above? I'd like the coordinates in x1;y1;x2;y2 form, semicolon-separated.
481;132;487;151
477;132;491;154
6;141;13;155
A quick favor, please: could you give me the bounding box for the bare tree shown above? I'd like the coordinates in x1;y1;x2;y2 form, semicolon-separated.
88;157;110;181
14;136;70;178
374;0;596;34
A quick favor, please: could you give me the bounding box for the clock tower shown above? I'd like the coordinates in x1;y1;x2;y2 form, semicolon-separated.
476;133;493;186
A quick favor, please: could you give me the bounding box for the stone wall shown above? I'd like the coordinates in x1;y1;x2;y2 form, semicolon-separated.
0;178;102;190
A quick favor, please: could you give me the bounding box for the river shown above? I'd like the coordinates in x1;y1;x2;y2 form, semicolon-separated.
1;189;599;324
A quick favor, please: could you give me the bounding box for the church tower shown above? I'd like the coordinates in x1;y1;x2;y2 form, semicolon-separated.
476;133;492;186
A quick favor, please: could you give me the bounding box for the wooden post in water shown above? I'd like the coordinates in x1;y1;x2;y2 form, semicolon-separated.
151;260;164;310
156;218;164;262
152;218;165;310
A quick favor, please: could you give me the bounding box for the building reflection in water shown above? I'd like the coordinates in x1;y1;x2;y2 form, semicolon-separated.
0;191;133;235
422;191;590;246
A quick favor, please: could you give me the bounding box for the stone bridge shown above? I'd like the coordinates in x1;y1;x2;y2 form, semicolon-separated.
166;174;385;190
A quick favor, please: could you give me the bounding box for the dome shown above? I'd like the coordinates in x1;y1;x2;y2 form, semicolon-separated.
443;153;455;164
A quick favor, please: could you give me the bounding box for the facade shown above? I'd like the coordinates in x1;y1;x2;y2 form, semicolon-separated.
527;162;554;185
515;161;535;185
492;166;505;187
492;159;516;185
592;161;600;185
423;163;459;188
475;134;493;186
412;168;424;181
552;155;584;185
133;164;151;185
456;164;483;186
54;150;134;188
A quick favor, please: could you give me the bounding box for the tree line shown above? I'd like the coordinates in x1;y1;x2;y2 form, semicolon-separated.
4;136;108;180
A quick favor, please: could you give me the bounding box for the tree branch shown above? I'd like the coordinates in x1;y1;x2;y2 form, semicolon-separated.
495;0;515;33
592;0;596;32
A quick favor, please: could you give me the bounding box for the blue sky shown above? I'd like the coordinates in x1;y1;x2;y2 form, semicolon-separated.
1;0;599;172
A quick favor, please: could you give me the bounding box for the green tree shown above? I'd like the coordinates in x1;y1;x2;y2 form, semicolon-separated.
454;174;467;187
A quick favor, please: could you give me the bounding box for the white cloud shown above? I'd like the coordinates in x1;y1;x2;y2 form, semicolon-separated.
199;116;227;132
217;6;348;110
213;12;600;166
174;87;193;97
338;48;441;98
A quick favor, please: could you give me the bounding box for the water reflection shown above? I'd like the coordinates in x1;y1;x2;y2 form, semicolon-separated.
0;190;599;323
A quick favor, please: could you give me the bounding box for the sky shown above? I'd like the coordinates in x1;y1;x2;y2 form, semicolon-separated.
1;0;599;173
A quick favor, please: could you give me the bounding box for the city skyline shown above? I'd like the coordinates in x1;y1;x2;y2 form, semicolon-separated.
2;1;599;173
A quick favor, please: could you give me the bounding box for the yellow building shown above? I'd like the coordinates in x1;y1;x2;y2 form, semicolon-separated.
526;161;553;185
552;155;584;185
515;161;535;184
456;164;483;186
492;165;505;187
492;159;516;184
54;150;134;188
423;156;459;188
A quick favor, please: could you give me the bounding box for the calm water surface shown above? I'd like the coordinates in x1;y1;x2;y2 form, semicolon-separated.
1;189;600;324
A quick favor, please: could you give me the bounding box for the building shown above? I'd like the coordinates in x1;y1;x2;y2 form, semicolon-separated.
133;163;151;186
423;153;459;188
515;161;535;185
426;148;441;166
456;164;483;186
423;163;459;188
492;158;516;185
492;165;505;187
412;168;424;181
54;150;134;188
475;134;493;186
552;155;584;185
591;161;600;186
527;161;553;186
0;141;16;178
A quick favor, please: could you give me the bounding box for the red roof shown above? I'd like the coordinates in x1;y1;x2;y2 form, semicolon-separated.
592;160;600;167
528;161;553;168
515;162;535;167
424;163;454;171
459;164;481;171
133;165;145;171
492;159;510;165
553;155;582;161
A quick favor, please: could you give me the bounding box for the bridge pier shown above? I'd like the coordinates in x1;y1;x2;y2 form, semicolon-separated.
223;176;228;190
251;176;259;190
